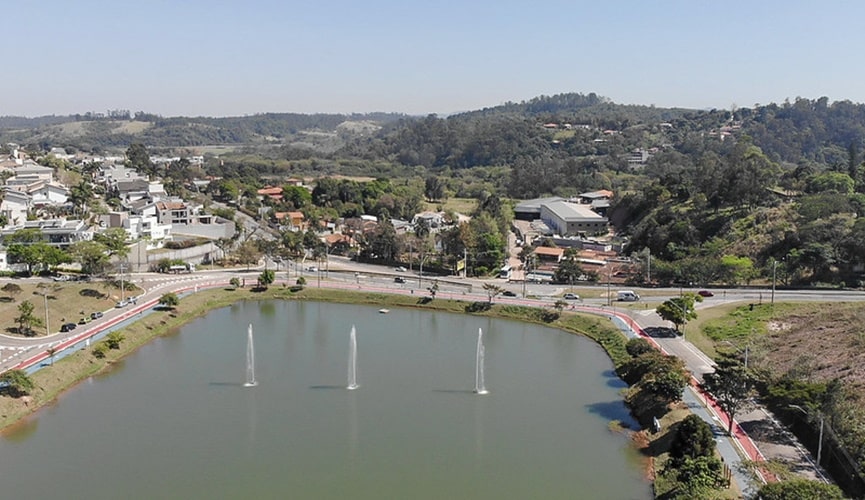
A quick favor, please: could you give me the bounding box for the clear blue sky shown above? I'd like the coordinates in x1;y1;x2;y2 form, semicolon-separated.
4;0;864;117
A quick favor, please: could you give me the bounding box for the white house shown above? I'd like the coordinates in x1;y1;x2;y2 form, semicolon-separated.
0;189;32;227
12;162;54;182
26;181;70;207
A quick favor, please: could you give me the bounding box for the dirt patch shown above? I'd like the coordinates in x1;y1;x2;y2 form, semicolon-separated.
759;303;865;397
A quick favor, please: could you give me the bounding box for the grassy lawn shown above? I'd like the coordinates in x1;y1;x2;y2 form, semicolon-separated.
424;197;477;214
0;281;142;336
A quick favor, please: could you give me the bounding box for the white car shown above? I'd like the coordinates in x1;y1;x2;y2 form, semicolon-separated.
563;293;580;300
395;266;407;272
306;266;318;272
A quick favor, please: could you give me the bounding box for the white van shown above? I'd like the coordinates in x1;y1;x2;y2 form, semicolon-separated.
617;290;640;302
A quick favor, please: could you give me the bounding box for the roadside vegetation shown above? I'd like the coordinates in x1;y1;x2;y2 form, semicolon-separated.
695;301;865;497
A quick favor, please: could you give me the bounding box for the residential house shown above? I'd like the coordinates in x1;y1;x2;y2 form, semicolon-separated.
156;201;192;225
0;188;32;227
24;181;69;207
257;186;283;202
0;218;93;248
12;161;54;182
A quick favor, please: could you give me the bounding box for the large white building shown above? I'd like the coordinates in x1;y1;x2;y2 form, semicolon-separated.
514;197;608;237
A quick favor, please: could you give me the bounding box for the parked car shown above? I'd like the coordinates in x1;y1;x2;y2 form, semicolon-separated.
78;316;91;325
91;311;104;320
60;322;77;332
394;277;406;283
502;290;517;297
395;266;407;272
698;290;714;297
307;266;318;272
53;274;70;282
563;293;580;300
115;299;129;308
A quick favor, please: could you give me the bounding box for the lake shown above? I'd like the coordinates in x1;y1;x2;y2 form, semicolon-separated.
1;300;650;499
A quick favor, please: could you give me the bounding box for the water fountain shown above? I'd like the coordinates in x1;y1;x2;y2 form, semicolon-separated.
474;327;488;395
244;323;257;387
347;325;359;390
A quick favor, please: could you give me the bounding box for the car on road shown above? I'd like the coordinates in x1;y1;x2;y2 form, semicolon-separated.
78;316;91;325
53;274;70;282
306;266;318;272
502;290;517;297
91;311;104;320
394;277;406;283
395;266;407;272
698;290;714;297
115;299;129;308
563;293;580;300
60;322;77;333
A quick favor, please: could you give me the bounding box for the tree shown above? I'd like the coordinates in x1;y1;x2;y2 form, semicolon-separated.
424;175;447;202
0;369;35;397
234;240;262;270
258;269;275;288
656;293;701;332
482;283;504;303
702;362;754;435
69;240;111;275
229;277;241;289
757;479;845;500
15;300;42;336
105;331;124;350
669;414;716;463
126;143;156;179
158;292;179;309
554;248;584;285
94;228;131;259
626;338;654;358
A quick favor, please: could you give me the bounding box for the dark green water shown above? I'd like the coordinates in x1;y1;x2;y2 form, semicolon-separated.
1;301;650;499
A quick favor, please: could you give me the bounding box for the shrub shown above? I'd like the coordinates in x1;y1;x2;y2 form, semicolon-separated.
92;343;107;359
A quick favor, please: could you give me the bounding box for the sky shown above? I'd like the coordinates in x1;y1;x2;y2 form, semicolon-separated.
4;0;865;117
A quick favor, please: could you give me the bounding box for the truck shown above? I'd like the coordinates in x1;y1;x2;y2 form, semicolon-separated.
617;290;640;302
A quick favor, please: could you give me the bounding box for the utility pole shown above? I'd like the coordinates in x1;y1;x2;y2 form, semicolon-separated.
119;263;127;302
771;259;778;304
646;248;651;284
43;292;50;335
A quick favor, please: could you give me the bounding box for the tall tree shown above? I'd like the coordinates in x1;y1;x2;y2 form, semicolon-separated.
15;300;42;336
125;143;156;179
702;362;755;436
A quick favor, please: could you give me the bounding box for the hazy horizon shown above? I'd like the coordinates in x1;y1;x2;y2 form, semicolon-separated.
5;1;865;118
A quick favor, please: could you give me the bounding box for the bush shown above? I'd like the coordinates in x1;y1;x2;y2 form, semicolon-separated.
668;414;716;463
757;479;845;500
626;338;654;357
92;343;107;359
296;276;306;286
105;332;124;350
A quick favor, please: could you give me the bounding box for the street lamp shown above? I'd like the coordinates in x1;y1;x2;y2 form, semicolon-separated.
720;340;749;369
788;404;824;467
667;299;688;339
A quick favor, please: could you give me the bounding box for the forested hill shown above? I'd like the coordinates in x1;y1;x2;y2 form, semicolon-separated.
0;111;407;151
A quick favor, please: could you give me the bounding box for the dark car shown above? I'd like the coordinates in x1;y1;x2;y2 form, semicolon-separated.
698;290;714;297
502;290;517;297
394;277;406;283
60;322;77;333
91;311;104;320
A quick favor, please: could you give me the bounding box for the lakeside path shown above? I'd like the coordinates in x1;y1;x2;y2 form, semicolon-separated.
0;271;829;495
